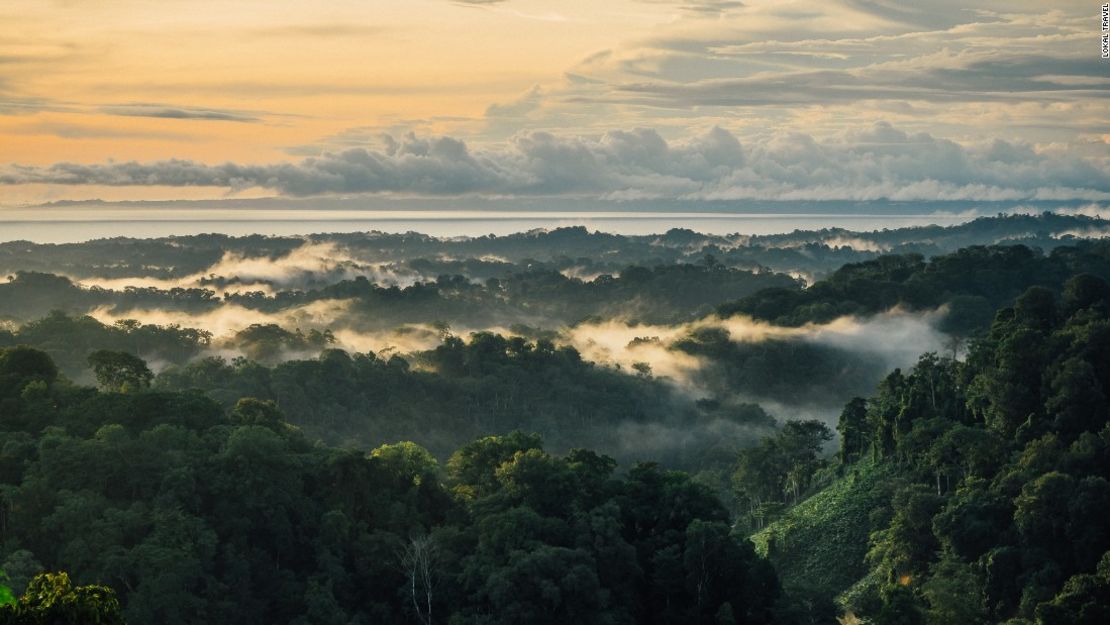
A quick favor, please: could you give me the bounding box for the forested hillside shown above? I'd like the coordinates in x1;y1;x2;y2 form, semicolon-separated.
720;240;1110;333
3;234;1110;625
155;332;780;468
750;274;1110;624
0;346;784;625
1;0;1104;621
0;260;798;326
2;213;1103;285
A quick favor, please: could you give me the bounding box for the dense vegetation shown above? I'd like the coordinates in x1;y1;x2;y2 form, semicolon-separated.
0;346;786;625
0;572;125;624
751;274;1110;624
3;220;1110;624
0;261;797;328
2;213;1103;285
0;310;891;479
4;214;1107;331
720;241;1110;335
0;312;211;380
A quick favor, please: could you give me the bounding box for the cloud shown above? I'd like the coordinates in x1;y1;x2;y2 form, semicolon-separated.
0;92;276;124
561;308;950;414
485;86;545;119
5;120;198;140
99;103;261;122
2;122;1106;201
614;54;1107;108
634;1;747;17
680;2;746;17
86;297;454;358
70;241;424;296
0;95;61;116
89;298;352;342
564;311;936;387
480;3;1104;147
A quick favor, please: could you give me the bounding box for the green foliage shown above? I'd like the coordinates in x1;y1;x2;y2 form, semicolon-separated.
732;420;833;529
231;324;335;363
87;350;154;393
1034;551;1110;625
0;346;782;625
0;576;13;608
156;333;775;475
4;232;1110;624
751;460;896;598
785;276;1110;624
718;242;1110;334
228;397;288;431
0;572;125;625
2;312;210;381
672;327;888;406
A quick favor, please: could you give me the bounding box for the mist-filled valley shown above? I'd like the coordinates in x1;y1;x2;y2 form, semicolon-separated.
3;212;1110;625
4;0;1109;621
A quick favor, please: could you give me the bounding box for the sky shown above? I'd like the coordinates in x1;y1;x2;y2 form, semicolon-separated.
0;0;1107;207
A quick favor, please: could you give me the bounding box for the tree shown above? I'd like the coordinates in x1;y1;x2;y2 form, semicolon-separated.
731;420;832;526
1034;551;1110;625
494;449;578;516
446;432;543;500
867;485;944;582
868;369;906;458
1061;274;1110;317
870;584;924;625
682;519;777;625
932;480;1011;561
400;535;438;625
1013;286;1058;332
1045;357;1109;441
1014;472;1075;552
229;397;286;430
779;420;833;501
0;347;58;387
0;572;125;625
837;398;869;464
87;350;153;393
372;442;440;487
732;442;786;523
920;556;986;625
477;546;610;625
978;327;1048;437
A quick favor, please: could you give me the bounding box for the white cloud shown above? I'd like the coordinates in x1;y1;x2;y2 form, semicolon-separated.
4;121;1103;202
563;308;950;396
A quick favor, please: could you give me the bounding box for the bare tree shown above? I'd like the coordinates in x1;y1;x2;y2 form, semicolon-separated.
944;334;966;361
400;535;438;625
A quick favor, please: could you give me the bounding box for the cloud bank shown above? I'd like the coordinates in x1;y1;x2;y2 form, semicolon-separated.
565;308;948;393
3;122;1106;201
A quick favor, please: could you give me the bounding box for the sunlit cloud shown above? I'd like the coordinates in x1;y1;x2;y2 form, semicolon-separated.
0;0;1102;205
3;122;1106;201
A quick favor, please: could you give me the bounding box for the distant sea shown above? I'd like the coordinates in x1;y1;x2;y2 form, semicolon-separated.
0;207;980;243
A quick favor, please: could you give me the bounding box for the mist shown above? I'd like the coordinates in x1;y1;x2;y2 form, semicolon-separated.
563;308;951;426
71;241;426;296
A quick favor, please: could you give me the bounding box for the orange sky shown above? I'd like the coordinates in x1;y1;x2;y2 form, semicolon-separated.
0;1;672;165
0;0;1104;204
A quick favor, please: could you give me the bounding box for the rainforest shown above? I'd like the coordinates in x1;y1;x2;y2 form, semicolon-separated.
0;212;1109;624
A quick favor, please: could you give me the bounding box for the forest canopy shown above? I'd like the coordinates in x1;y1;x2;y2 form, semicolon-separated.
2;220;1110;624
0;346;783;624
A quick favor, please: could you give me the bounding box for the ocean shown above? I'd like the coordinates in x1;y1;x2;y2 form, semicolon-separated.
0;208;974;243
